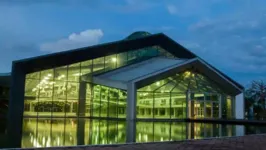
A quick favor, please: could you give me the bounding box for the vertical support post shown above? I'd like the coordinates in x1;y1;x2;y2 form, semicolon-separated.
77;81;86;145
78;81;86;117
211;102;213;118
235;93;244;119
126;82;136;143
186;90;190;118
219;94;222;119
7;64;26;148
204;93;206;118
77;118;85;145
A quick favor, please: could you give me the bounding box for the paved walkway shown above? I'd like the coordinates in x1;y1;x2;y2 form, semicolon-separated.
30;134;266;150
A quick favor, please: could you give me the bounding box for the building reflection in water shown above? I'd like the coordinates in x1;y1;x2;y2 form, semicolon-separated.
21;118;237;148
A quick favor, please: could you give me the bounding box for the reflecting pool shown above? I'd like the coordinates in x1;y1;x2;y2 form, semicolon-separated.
20;118;266;148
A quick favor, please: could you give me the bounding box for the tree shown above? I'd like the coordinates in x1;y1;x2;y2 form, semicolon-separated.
245;80;266;120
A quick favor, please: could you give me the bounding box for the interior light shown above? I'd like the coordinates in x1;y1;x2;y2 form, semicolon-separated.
111;57;117;62
73;73;82;76
184;71;191;78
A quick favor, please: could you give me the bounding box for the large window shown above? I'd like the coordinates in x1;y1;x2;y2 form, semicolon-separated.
137;70;233;119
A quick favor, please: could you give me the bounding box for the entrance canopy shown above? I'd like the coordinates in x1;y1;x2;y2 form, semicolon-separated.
93;57;243;96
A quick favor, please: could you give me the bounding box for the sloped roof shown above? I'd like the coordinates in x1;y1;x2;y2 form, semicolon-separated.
93;57;189;90
11;32;243;90
93;57;242;95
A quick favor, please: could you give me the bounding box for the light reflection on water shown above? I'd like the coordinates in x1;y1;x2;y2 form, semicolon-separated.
21;118;266;148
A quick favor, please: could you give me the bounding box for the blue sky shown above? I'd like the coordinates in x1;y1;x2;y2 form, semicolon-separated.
0;0;266;86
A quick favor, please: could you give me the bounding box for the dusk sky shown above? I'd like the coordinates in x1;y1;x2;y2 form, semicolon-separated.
0;0;266;86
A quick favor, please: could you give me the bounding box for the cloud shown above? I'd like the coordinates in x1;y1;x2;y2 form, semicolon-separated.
167;5;177;14
40;29;103;52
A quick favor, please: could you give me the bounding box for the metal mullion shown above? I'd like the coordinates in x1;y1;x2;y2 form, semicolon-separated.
153;92;155;119
36;71;41;145
63;65;69;145
154;78;172;92
194;73;201;92
170;75;187;92
50;68;55;144
99;86;102;117
116;89;119;119
170;75;185;92
204;93;206;118
170;92;172;119
186;72;193;91
77;62;81;118
107;88;110;118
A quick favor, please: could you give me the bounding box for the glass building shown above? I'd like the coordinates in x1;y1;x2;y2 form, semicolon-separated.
6;31;244;148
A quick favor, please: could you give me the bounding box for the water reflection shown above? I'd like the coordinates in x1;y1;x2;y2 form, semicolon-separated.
20;118;253;148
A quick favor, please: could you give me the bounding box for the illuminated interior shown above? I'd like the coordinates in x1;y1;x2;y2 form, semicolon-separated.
137;71;234;119
21;41;235;148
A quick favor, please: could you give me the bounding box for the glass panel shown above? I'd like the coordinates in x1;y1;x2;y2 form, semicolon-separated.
109;88;118;118
92;85;101;117
100;86;108;117
26;71;40;79
158;46;175;58
170;122;186;141
117;52;127;68
51;119;64;147
154;92;170;119
68;63;80;82
205;101;212;118
54;66;67;81
64;118;77;146
89;120;98;144
171;93;186;119
107;120;118;144
98;120;108;144
38;69;54;117
37;118;52;147
80;60;92;82
40;69;54;82
24;79;39;116
226;96;232;118
93;57;105;74
155;80;176;93
104;55;117;72
52;81;66;117
86;83;92;117
66;82;79;117
21;118;38;148
118;90;127;118
213;102;219;118
153;122;170;142
137;91;153;118
136;122;154;143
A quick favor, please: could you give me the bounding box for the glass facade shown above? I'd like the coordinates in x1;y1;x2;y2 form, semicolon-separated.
21;42;238;148
23;46;172;118
137;71;235;119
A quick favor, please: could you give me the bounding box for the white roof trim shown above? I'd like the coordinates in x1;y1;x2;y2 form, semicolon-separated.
130;58;198;82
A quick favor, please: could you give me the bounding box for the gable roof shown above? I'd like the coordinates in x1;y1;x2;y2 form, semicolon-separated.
12;32;244;90
94;57;242;95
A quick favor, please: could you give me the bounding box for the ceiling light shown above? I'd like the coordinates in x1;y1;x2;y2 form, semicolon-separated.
111;57;117;62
